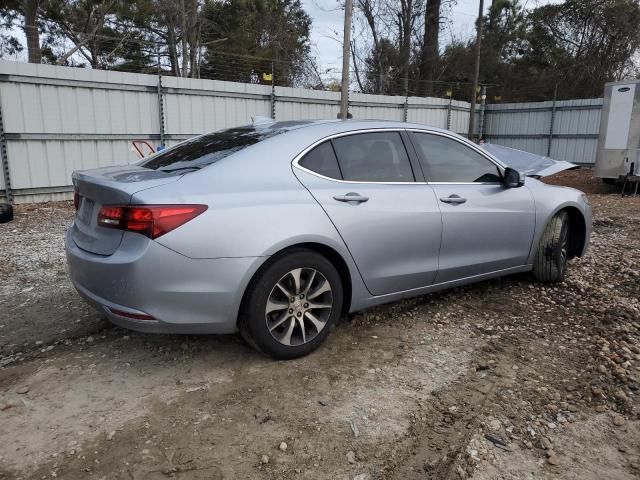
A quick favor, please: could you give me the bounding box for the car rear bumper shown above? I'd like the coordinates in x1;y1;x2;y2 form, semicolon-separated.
65;228;265;334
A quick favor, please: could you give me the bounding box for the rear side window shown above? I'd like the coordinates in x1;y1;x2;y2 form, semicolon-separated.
411;133;502;183
139;126;283;173
332;132;415;182
299;141;342;179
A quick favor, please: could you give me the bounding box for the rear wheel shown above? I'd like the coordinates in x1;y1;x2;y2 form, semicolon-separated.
239;249;343;359
533;211;569;282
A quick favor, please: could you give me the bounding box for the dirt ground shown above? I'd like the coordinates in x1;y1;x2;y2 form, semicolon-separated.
0;168;639;480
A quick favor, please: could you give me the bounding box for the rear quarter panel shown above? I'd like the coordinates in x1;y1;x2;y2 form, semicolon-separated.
132;133;371;312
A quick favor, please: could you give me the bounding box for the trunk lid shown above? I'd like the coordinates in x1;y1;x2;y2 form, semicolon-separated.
71;165;180;255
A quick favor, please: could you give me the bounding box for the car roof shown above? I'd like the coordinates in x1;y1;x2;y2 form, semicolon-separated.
266;119;453;137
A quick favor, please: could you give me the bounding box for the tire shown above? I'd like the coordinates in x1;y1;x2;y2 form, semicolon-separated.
532;211;569;283
0;203;13;223
239;248;343;359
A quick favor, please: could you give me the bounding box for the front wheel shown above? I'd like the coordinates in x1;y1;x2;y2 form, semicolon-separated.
239;249;343;359
532;211;569;282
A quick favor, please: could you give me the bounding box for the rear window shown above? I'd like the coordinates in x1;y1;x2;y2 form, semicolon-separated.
139;126;284;173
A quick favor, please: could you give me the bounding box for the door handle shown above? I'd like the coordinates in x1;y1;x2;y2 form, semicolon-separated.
333;192;369;204
440;195;467;205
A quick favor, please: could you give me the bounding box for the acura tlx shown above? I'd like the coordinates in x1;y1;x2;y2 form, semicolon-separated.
66;120;591;359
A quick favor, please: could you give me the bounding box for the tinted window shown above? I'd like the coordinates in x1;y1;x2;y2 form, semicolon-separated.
331;132;414;182
139;126;284;173
299;141;342;179
412;133;502;183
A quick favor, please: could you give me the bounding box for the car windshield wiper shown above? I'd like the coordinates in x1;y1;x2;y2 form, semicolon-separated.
159;166;202;174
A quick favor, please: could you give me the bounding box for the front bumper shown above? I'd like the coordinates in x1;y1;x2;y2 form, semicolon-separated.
65;229;265;334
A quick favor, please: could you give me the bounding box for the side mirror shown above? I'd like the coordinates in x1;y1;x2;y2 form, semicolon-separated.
503;167;524;188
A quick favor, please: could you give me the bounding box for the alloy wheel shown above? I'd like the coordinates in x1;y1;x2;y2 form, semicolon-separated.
265;268;333;347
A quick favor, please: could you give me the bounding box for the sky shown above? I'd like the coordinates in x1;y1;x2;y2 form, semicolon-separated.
301;0;556;78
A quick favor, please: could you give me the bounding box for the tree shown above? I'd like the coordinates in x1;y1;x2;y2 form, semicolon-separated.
522;0;640;99
0;0;41;62
418;0;441;96
362;37;401;93
199;0;312;87
353;0;422;95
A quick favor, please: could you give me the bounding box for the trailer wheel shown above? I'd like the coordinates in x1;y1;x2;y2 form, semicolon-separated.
0;203;13;223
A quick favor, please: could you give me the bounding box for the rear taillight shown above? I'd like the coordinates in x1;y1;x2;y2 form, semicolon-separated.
97;204;207;239
73;191;80;211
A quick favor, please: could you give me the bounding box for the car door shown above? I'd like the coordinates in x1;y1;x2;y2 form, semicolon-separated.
293;130;442;296
408;131;536;284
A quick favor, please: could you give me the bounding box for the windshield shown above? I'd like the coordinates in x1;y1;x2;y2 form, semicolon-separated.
139;125;285;172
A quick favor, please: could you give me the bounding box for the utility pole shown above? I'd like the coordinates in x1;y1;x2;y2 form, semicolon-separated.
467;0;484;140
340;0;353;120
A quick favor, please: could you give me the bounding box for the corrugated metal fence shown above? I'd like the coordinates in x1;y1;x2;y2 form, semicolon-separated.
483;98;602;166
0;60;601;203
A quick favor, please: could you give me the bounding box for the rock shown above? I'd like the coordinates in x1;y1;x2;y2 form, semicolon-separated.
353;474;371;480
16;386;30;395
613;415;625;426
614;391;629;403
598;365;607;374
595;405;607;413
591;386;603;397
488;419;501;431
260;454;270;464
346;450;356;464
547;454;559;466
106;431;116;441
279;442;288;452
540;438;552;450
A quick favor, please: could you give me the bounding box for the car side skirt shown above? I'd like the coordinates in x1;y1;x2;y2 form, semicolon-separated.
351;265;533;312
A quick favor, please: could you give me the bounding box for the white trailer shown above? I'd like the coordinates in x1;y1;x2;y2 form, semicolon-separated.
595;80;640;180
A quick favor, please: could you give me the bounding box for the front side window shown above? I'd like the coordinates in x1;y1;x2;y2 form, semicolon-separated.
331;132;415;182
411;133;502;183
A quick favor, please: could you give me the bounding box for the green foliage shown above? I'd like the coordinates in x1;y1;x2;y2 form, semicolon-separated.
0;0;314;85
437;0;640;101
199;0;312;86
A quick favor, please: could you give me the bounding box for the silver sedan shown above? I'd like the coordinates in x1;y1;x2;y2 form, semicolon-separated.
65;120;592;358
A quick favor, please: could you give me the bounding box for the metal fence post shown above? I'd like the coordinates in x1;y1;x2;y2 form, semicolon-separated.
0;92;12;204
270;62;276;120
403;95;409;122
547;84;558;157
446;88;453;131
478;85;487;140
157;51;166;149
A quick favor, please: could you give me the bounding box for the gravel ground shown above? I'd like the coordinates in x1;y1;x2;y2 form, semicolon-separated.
0;202;107;360
0;168;638;480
